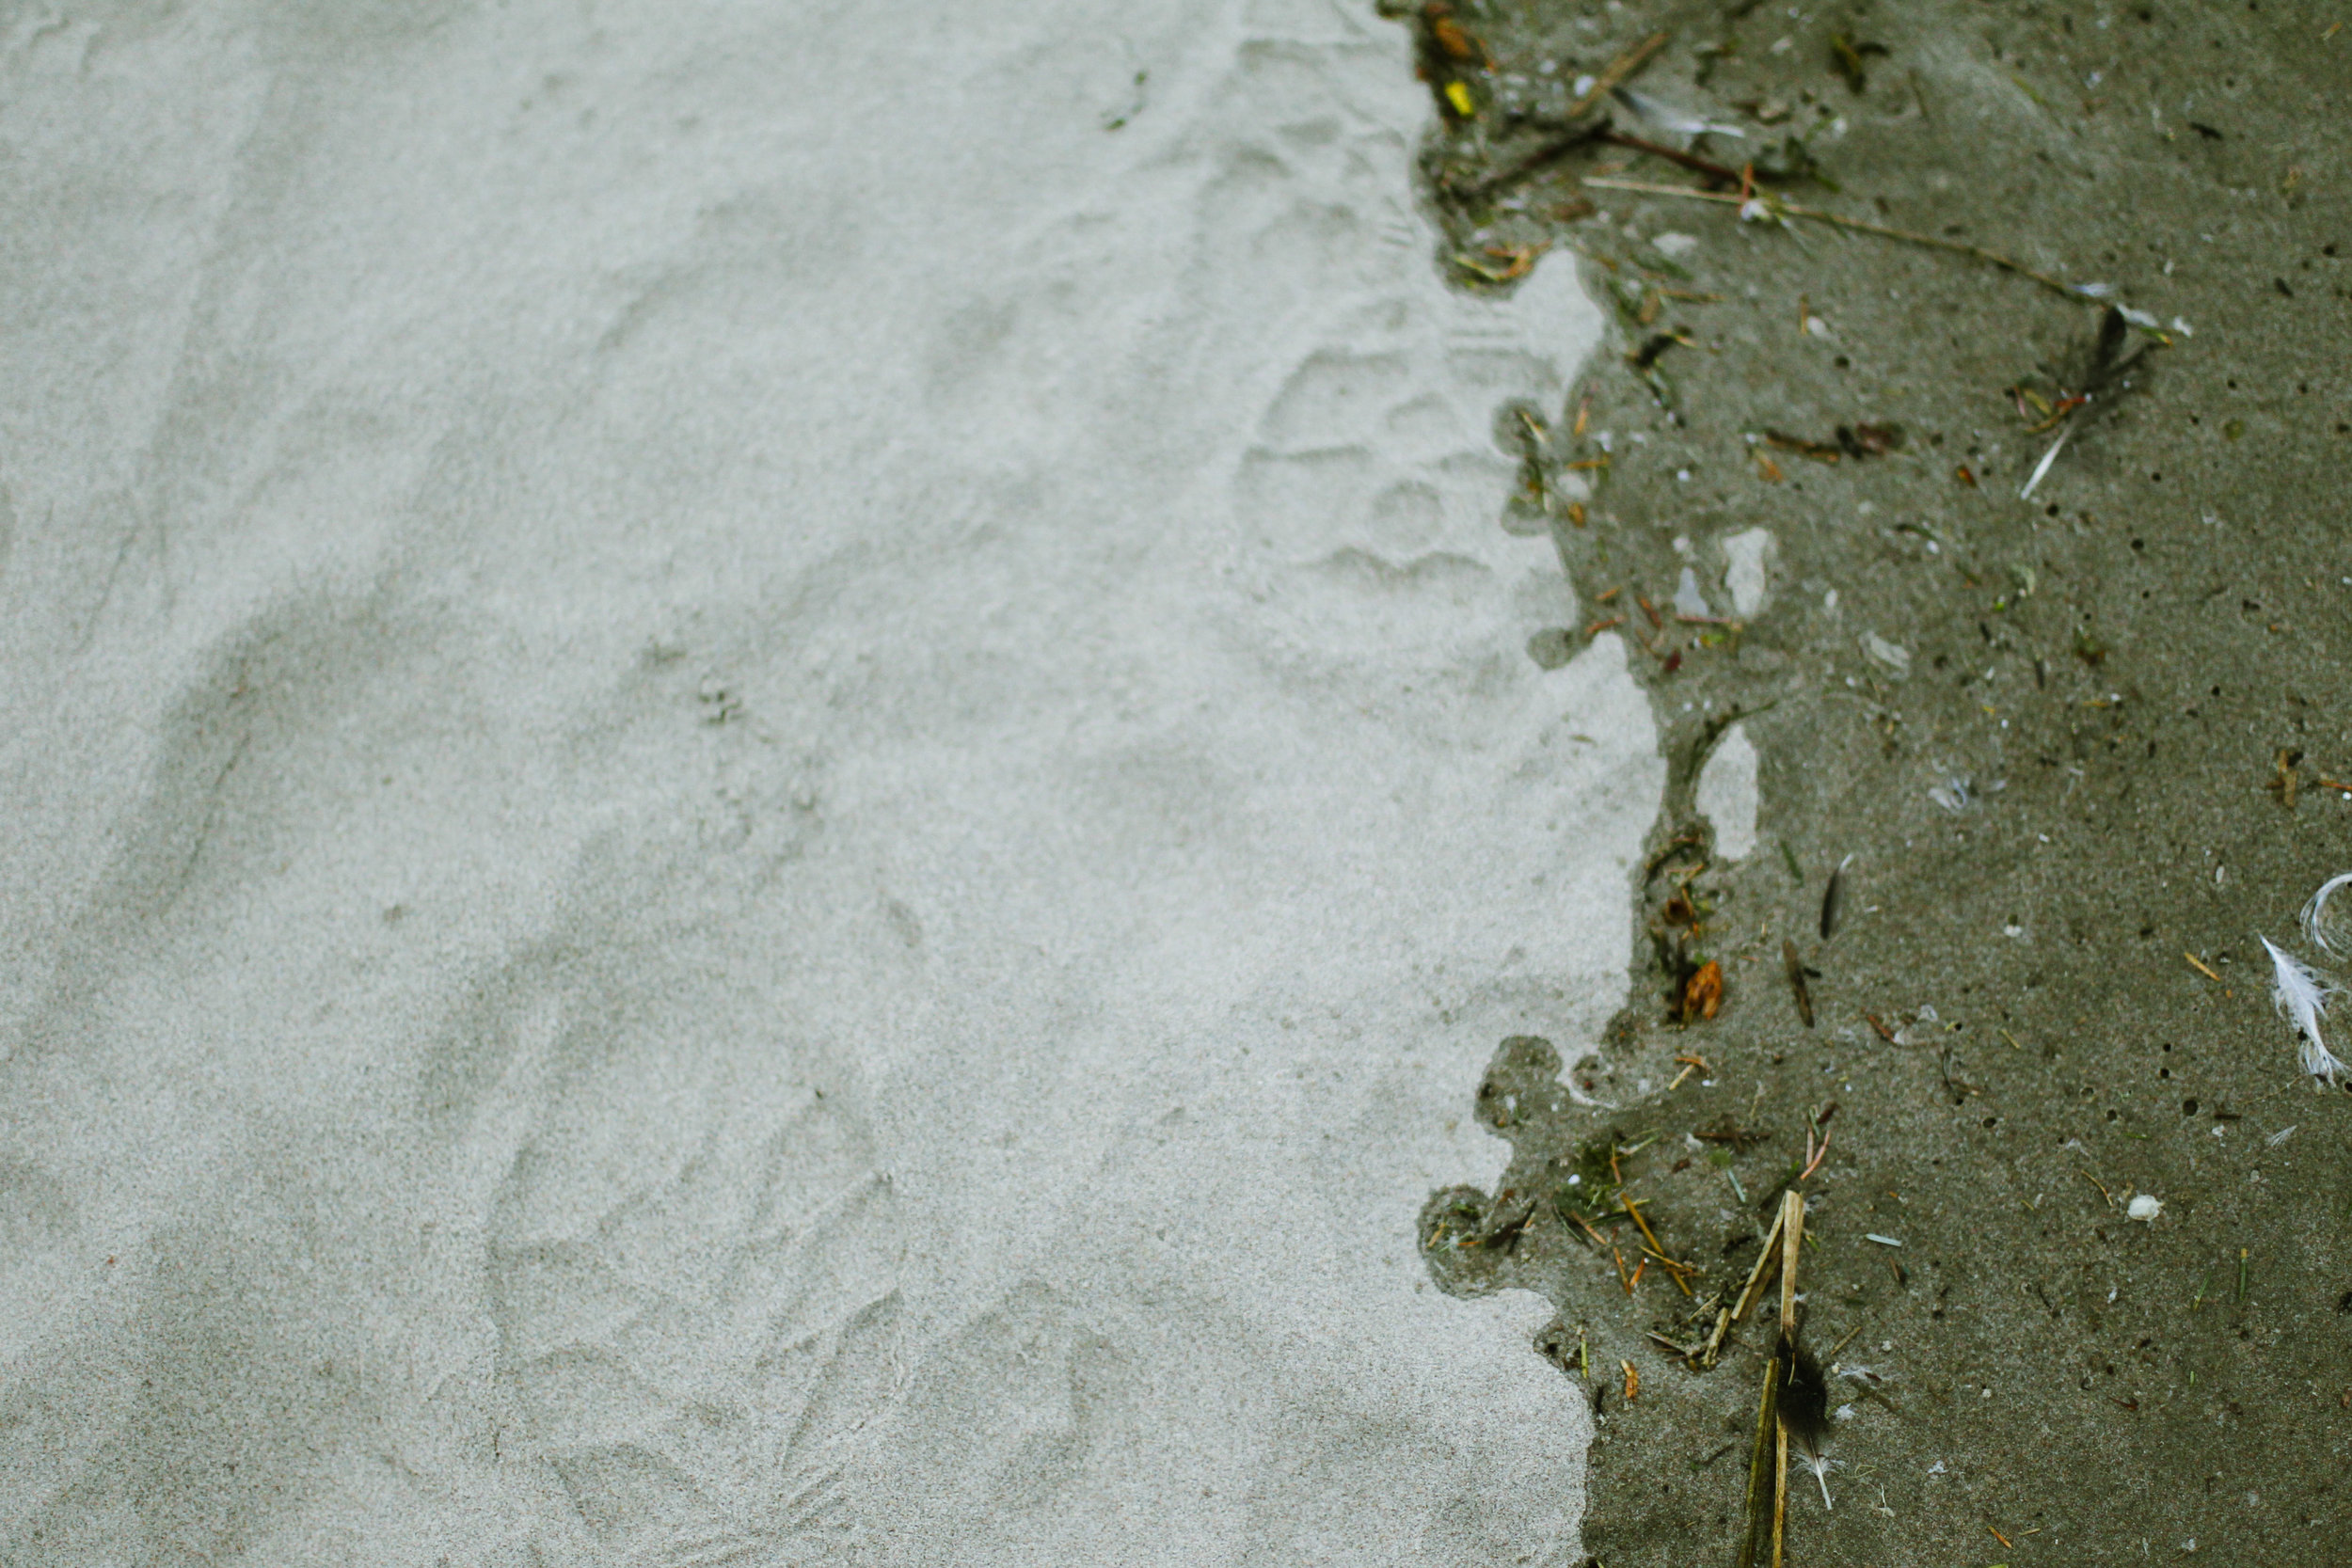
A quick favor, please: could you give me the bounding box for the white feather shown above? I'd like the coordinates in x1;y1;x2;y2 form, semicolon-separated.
2261;937;2348;1086
1610;87;1746;139
2018;425;2072;499
1804;1453;1837;1510
2298;872;2352;956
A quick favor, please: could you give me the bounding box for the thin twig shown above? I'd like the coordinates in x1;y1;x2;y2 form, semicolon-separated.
1467;123;1608;199
1619;1195;1668;1256
1778;1189;1804;1342
1568;31;1670;119
1642;1245;1697;1296
1581;177;1749;200
1799;1126;1833;1181
1790;198;2085;294
1466;31;1671;199
1772;1421;1790;1568
1702;1304;1733;1366
1708;1205;1787;1367
1728;1207;1788;1323
1771;1190;1804;1568
1600;129;1741;183
1579;177;2080;298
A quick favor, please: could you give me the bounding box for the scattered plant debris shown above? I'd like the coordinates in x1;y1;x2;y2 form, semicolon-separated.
1828;34;1889;93
2270;748;2304;809
1693;1116;1772;1154
2019;307;2153;499
1763;428;1844;464
1782;939;1817;1027
1681;958;1725;1022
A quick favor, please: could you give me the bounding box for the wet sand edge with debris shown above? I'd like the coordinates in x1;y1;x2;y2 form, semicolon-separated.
1395;2;2352;1561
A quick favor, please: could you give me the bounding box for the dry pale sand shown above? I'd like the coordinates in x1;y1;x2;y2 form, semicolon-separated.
0;3;1666;1561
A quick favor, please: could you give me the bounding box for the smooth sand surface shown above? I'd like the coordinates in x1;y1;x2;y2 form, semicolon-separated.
0;3;1660;1560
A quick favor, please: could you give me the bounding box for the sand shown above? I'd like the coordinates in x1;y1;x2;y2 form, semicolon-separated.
0;3;1661;1561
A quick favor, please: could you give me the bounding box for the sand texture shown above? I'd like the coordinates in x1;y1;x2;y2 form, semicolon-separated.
0;3;1659;1561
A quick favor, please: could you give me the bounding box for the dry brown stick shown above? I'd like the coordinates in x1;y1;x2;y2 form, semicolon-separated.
1579;176;2081;299
1465;122;1608;198
1642;1245;1697;1296
1777;1189;1804;1344
1784;204;2076;296
1645;1327;1705;1358
1701;1305;1734;1368
1782;938;1816;1028
1731;1204;1788;1321
1467;30;1670;199
1619;1196;1693;1293
1772;1422;1790;1568
1712;1212;1778;1363
1600;129;1741;184
1771;1190;1805;1568
1569;30;1670;118
1707;1202;1788;1365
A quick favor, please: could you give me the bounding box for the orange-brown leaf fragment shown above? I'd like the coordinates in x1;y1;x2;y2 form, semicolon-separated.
1684;959;1724;1021
1484;244;1537;281
1423;2;1488;64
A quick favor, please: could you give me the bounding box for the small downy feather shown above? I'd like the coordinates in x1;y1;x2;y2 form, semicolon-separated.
2017;424;2072;501
1609;87;1746;140
2298;872;2352;957
1775;1340;1836;1510
2261;936;2348;1087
